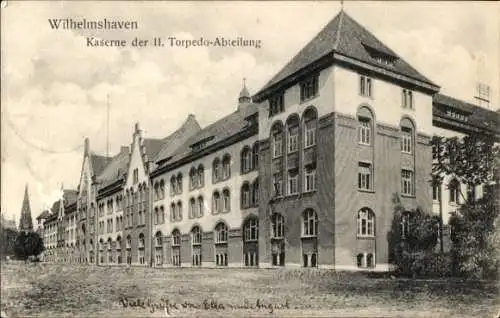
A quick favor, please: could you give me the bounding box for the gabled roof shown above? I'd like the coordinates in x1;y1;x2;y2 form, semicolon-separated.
36;210;51;220
433;93;500;136
156;104;258;168
155;114;202;164
90;154;112;176
256;10;436;97
96;148;130;188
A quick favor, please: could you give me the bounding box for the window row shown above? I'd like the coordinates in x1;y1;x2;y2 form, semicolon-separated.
271;109;318;159
357;109;416;155
273;166;316;197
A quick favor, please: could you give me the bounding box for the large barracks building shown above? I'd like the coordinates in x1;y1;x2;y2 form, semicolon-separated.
39;10;499;269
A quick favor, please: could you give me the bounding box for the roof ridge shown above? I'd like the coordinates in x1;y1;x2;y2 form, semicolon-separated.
333;10;344;51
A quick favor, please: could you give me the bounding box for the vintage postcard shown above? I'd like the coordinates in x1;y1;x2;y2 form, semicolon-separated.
1;1;499;317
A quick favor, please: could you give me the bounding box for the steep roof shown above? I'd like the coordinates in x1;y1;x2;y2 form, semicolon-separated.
19;185;33;232
155;114;202;164
433;93;500;135
256;10;436;97
96;148;130;188
36;210;51;220
90;154;112;176
158;104;258;167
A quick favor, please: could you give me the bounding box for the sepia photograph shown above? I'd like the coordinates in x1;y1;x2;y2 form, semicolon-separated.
1;1;499;317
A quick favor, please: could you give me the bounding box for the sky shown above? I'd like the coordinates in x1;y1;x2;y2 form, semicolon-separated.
1;1;499;225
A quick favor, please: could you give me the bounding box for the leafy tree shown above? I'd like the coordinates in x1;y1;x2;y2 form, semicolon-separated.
389;194;441;277
449;192;499;279
0;227;19;259
432;132;500;278
432;133;499;203
14;231;45;261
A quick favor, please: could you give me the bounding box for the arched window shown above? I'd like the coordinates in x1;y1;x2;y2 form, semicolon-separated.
213;158;221;183
303;108;317;148
223;189;230;212
213;191;221;214
271;122;284;158
155;231;162;247
176;201;183;220
357;106;373;146
189;198;197;219
176;173;183;194
154;207;159;225
138;233;145;248
198;196;204;217
272;213;285;238
160;206;165;223
170;202;176;222
191;226;202;245
302;209;318;237
172;229;181;246
241;146;252;173
190;167;198;189
449;179;460;203
198;165;205;187
400;118;415;154
357;253;364;267
357;208;375;237
170;176;176;196
366;253;374;268
287;115;300;153
171;229;181;266
126;235;131;249
222;154;231;179
215;222;228;243
243;218;259;242
252;143;259;170
154;182;159;201
252;178;259;207
241;182;251;209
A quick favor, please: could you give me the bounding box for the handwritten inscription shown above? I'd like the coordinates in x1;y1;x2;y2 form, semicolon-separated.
119;297;290;314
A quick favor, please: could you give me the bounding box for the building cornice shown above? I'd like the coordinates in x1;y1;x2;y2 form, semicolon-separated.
253;52;440;103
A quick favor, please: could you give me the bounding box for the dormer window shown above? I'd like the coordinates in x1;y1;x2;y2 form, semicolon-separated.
300;75;319;102
446;109;469;122
269;93;284;117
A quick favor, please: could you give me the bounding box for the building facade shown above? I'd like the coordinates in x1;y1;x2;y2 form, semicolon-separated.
37;10;499;270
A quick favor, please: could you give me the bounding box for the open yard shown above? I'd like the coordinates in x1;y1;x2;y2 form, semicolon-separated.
1;263;498;317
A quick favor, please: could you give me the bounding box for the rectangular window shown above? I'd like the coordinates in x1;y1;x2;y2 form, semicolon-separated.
300;75;319;102
358;118;371;145
360;75;372;97
358;162;372;190
304;120;316;148
432;184;441;201
269;93;284;117
288;170;299;195
273;173;283;197
288;126;299;153
273;133;283;158
402;89;414;109
401;169;414;196
401;127;412;153
304;167;316;192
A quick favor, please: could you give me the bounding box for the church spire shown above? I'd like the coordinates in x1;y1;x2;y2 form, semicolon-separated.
238;77;252;110
19;184;34;233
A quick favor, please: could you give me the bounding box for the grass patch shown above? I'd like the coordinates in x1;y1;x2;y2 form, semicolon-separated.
1;263;498;317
